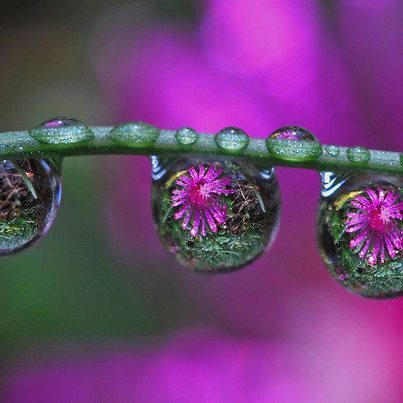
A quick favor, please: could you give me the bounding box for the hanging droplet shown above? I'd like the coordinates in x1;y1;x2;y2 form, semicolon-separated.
0;159;61;255
215;127;250;152
30;117;94;144
110;122;159;146
175;127;199;146
346;146;371;165
151;156;281;272
266;126;323;161
317;172;402;298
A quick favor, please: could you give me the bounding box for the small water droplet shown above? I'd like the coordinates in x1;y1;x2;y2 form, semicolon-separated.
30;117;94;144
266;126;322;161
317;172;402;298
325;145;340;157
175;127;198;145
215;127;249;152
110;122;159;146
0;159;61;255
151;156;281;272
346;146;370;165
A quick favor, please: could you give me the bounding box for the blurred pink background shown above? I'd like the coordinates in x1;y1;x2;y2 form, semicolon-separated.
2;1;403;402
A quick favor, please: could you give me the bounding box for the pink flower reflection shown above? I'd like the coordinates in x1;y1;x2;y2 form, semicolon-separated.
172;164;234;237
346;186;402;265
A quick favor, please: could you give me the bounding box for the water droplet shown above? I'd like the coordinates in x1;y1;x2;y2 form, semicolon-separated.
152;156;281;272
317;172;402;298
266;126;322;161
175;127;198;146
325;145;340;157
215;127;249;152
346;146;370;165
0;159;61;255
30;117;94;144
110;122;159;146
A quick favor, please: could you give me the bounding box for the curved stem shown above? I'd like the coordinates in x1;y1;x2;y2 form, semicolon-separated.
0;126;401;175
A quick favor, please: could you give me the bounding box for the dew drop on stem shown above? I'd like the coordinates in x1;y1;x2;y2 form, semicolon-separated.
266;126;323;162
317;171;402;298
30;117;94;144
0;159;61;256
151;156;281;273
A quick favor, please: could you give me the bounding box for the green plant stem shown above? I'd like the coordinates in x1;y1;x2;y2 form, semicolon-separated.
0;127;401;175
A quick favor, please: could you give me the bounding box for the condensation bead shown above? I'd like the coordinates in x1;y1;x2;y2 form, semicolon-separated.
151;156;281;272
266;126;323;161
317;172;402;298
215;127;250;152
346;146;371;165
325;145;340;157
0;159;61;255
30;117;94;144
109;122;159;146
175;127;199;146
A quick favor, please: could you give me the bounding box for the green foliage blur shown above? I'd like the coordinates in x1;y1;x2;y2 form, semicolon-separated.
0;0;196;361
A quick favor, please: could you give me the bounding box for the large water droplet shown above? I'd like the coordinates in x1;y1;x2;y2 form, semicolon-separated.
0;159;61;255
215;127;250;152
151;156;281;272
110;122;159;146
317;172;402;298
266;126;322;161
175;127;199;146
30;117;94;144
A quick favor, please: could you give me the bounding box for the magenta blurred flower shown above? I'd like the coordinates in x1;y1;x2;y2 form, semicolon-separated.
346;186;402;265
5;322;403;402
200;0;319;100
172;164;233;236
93;0;403;336
4;329;308;403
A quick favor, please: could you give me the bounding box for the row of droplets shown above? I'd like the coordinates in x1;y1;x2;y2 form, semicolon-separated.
151;152;402;298
27;117;401;166
1;117;401;299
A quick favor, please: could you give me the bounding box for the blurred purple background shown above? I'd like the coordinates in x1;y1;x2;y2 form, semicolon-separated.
1;1;403;402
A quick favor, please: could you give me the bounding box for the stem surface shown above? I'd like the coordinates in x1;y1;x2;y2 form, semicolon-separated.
0;127;401;175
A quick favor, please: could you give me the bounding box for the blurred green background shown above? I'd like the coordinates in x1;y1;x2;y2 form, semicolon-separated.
0;0;200;365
